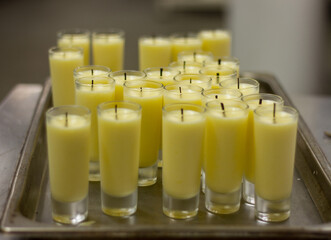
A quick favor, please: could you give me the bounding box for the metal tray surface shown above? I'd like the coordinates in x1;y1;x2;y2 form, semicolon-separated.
1;72;331;239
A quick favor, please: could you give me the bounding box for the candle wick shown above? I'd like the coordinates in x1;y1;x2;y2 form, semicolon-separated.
115;104;118;120
91;79;94;91
91;69;94;76
124;72;127;81
193;52;196;62
65;112;68;127
140;87;143;97
237;77;240;89
221;102;226;117
218;58;221;66
217;73;220;84
273;103;276;124
190;78;192;84
181;108;184;122
160;67;163;78
259;98;263;105
179;86;182;98
183;61;186;70
215;95;218;99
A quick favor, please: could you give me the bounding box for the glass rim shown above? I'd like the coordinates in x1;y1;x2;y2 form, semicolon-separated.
139;34;171;41
170;32;199;39
198;29;231;35
73;65;112;76
254;105;298;119
206;99;249;112
92;28;125;37
98;100;142;114
203;88;243;99
123;79;164;90
46;105;91;117
169;61;203;68
178;50;213;57
143;67;180;76
57;28;90;38
199;66;237;77
164;83;203;93
48;46;84;55
174;74;212;82
112;70;146;78
242;93;284;104
163;102;206;114
75;76;115;87
220;78;260;88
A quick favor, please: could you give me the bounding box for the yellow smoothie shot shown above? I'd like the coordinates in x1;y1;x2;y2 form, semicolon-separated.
98;101;141;216
174;74;212;90
169;61;203;75
242;93;284;205
74;65;111;79
170;33;202;61
220;78;260;96
162;103;205;219
139;36;172;71
198;29;232;57
200;66;237;89
92;29;124;71
46;105;91;224
123;80;163;186
254;105;298;222
112;70;146;101
57;29;91;65
164;84;203;106
177;50;213;64
204;100;248;214
75;76;116;181
48;47;84;106
144;67;180;86
204;56;240;78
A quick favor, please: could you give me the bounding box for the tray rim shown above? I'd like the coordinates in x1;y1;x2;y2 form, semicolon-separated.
1;72;331;238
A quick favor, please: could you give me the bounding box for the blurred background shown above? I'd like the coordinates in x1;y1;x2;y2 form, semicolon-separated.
0;0;330;102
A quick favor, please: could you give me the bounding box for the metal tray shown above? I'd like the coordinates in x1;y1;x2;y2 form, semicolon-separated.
1;72;331;239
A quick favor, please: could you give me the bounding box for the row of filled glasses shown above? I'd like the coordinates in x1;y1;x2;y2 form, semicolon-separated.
56;28;232;72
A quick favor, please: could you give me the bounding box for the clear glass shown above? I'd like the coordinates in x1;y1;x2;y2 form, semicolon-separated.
163;84;203;106
57;29;91;65
170;32;202;61
198;29;232;57
254;106;298;222
98;101;142;216
48;46;84;106
169;60;203;74
75;76;116;181
203;56;240;77
112;70;146;101
162;103;206;219
202;88;243;105
123;80;164;186
143;67;180;86
74;65;111;80
242;93;284;205
177;50;214;64
199;66;236;89
92;29;125;71
220;77;260;96
204;100;248;214
174;74;212;90
139;35;172;71
46;105;91;224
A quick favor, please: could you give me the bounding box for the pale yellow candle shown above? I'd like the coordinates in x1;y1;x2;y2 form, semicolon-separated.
164;84;203;106
162;104;205;199
174;74;212;90
199;29;232;57
199;66;237;89
143;67;180;86
177;50;213;64
170;33;202;61
204;56;240;77
254;106;298;201
112;70;146;101
220;78;260;96
49;47;84;106
46;106;91;203
74;65;111;80
98;101;141;197
92;29;124;71
139;36;172;71
57;29;91;65
202;88;242;105
169;61;203;74
75;76;116;181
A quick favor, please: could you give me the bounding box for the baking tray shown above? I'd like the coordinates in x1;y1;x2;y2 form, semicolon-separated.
1;72;331;239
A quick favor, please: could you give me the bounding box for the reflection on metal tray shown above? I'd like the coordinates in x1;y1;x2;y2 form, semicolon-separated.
1;72;331;239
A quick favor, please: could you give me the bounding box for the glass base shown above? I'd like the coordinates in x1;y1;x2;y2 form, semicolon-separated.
205;186;241;214
243;178;255;205
255;194;290;222
162;190;199;219
101;189;137;217
51;196;88;225
138;161;158;187
201;170;205;194
89;161;100;182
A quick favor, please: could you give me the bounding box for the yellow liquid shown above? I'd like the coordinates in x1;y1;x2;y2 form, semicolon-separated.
75;82;115;162
163;110;205;199
205;109;248;193
124;90;163;167
164;90;202;106
93;37;124;71
47;114;90;202
98;108;141;197
222;83;259;96
113;75;145;101
199;30;231;57
58;37;90;65
171;38;202;61
254;112;297;201
49;52;83;106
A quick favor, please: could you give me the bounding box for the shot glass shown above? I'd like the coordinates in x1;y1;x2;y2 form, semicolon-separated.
57;29;91;65
174;74;212;90
49;47;84;106
98;101;142;216
198;29;232;57
203;56;240;77
254;105;298;222
177;50;214;64
202;88;243;105
139;35;172;71
220;77;260;96
143;67;180;86
199;66;237;89
123;80;163;186
74;65;111;80
163;84;203;106
92;29;125;71
75;76;116;181
170;32;202;61
169;60;203;74
204;100;248;214
242;93;284;205
162;103;206;219
112;70;146;101
46;105;91;224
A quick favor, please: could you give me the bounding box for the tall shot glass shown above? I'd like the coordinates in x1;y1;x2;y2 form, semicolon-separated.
162;103;206;219
46;105;91;224
254;105;298;222
98;101;141;216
